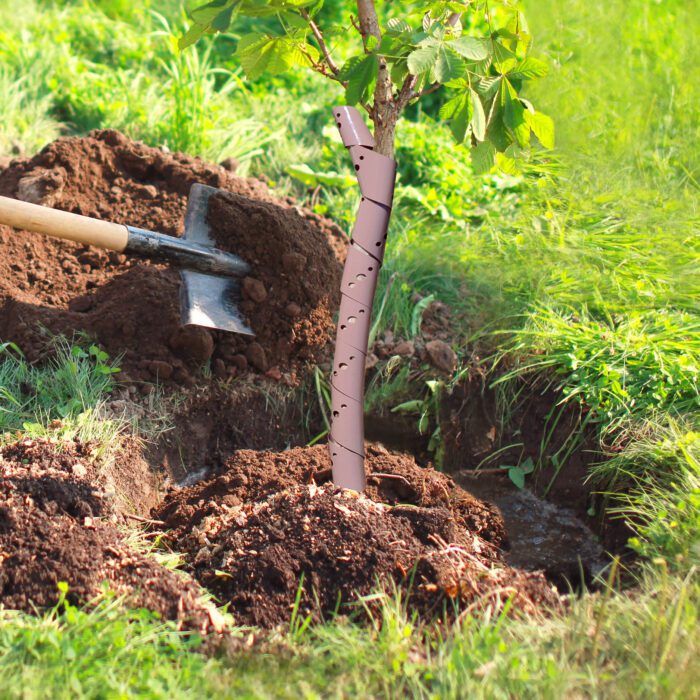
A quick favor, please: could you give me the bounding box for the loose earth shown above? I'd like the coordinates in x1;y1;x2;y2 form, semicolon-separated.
0;130;344;388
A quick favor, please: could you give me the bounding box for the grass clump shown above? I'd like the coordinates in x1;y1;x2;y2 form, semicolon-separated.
0;339;121;445
1;571;697;699
0;593;212;700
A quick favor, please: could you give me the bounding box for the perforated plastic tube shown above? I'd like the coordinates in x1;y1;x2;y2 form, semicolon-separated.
328;106;397;491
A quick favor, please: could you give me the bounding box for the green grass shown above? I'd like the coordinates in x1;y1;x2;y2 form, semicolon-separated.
1;0;699;696
0;339;123;446
1;570;697;699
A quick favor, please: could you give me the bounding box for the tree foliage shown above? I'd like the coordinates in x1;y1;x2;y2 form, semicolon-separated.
181;0;553;170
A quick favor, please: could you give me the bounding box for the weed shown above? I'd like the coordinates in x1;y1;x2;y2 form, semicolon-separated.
0;338;123;445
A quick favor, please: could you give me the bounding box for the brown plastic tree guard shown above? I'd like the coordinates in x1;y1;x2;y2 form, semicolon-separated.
328;106;397;491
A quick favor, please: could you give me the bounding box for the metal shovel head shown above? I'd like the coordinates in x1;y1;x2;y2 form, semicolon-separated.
179;183;254;336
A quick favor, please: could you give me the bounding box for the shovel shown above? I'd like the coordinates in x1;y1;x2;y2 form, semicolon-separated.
0;183;254;335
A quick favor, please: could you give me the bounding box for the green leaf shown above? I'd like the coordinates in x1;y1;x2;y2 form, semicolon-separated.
448;93;472;143
237;35;295;80
508;467;525;489
495;151;519;175
521;457;535;475
471;141;496;174
407;43;439;75
286;163;355;188
410;294;435;336
189;0;231;24
448;36;489;61
179;22;208;50
502;79;530;147
211;4;237;31
526;111;555;148
392;400;424;414
508;56;548;80
338;54;378;105
439;93;463;120
365;34;379;52
435;45;464;83
386;18;411;34
469;88;486;141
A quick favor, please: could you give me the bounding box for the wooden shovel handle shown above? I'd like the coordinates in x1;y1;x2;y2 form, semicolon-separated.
0;195;129;252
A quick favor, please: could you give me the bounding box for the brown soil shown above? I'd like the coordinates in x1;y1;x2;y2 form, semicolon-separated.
440;369;633;553
141;381;314;487
0;438;222;634
208;192;340;373
0;130;344;387
154;444;559;628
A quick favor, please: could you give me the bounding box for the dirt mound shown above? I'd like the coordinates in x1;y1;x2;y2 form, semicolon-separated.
0;130;344;386
154;445;559;627
0;438;221;633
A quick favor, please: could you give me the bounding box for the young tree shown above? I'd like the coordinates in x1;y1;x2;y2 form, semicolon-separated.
181;0;553;491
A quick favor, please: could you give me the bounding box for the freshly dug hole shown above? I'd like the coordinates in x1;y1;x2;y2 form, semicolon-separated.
0;130;343;386
155;445;560;628
0;439;222;634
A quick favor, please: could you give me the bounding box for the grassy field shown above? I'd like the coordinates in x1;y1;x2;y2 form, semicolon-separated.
0;0;699;697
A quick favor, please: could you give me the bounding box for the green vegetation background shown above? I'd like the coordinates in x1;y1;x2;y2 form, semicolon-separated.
0;0;698;697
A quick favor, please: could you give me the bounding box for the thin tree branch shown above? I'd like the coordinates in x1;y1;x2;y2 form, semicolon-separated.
300;8;340;75
356;0;382;47
356;0;396;156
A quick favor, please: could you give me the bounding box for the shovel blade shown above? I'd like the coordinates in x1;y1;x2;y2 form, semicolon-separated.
179;182;254;336
180;270;254;335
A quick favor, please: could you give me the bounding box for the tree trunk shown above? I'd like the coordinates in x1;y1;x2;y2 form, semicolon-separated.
328;106;397;491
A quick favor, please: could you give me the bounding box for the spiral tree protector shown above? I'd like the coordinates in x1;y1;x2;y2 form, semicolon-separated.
328;106;397;491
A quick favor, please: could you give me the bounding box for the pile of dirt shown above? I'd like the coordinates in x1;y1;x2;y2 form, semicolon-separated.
154;444;559;628
0;438;222;633
0;130;344;387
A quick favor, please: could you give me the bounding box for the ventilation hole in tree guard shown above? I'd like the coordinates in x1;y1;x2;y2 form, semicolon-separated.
348;282;355;288
356;274;366;280
340;325;346;330
359;309;365;314
339;363;348;370
360;155;364;160
341;404;347;409
368;266;373;271
376;241;382;247
348;316;357;325
337;122;342;128
355;164;360;171
336;112;341;117
350;356;355;360
333;411;339;417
